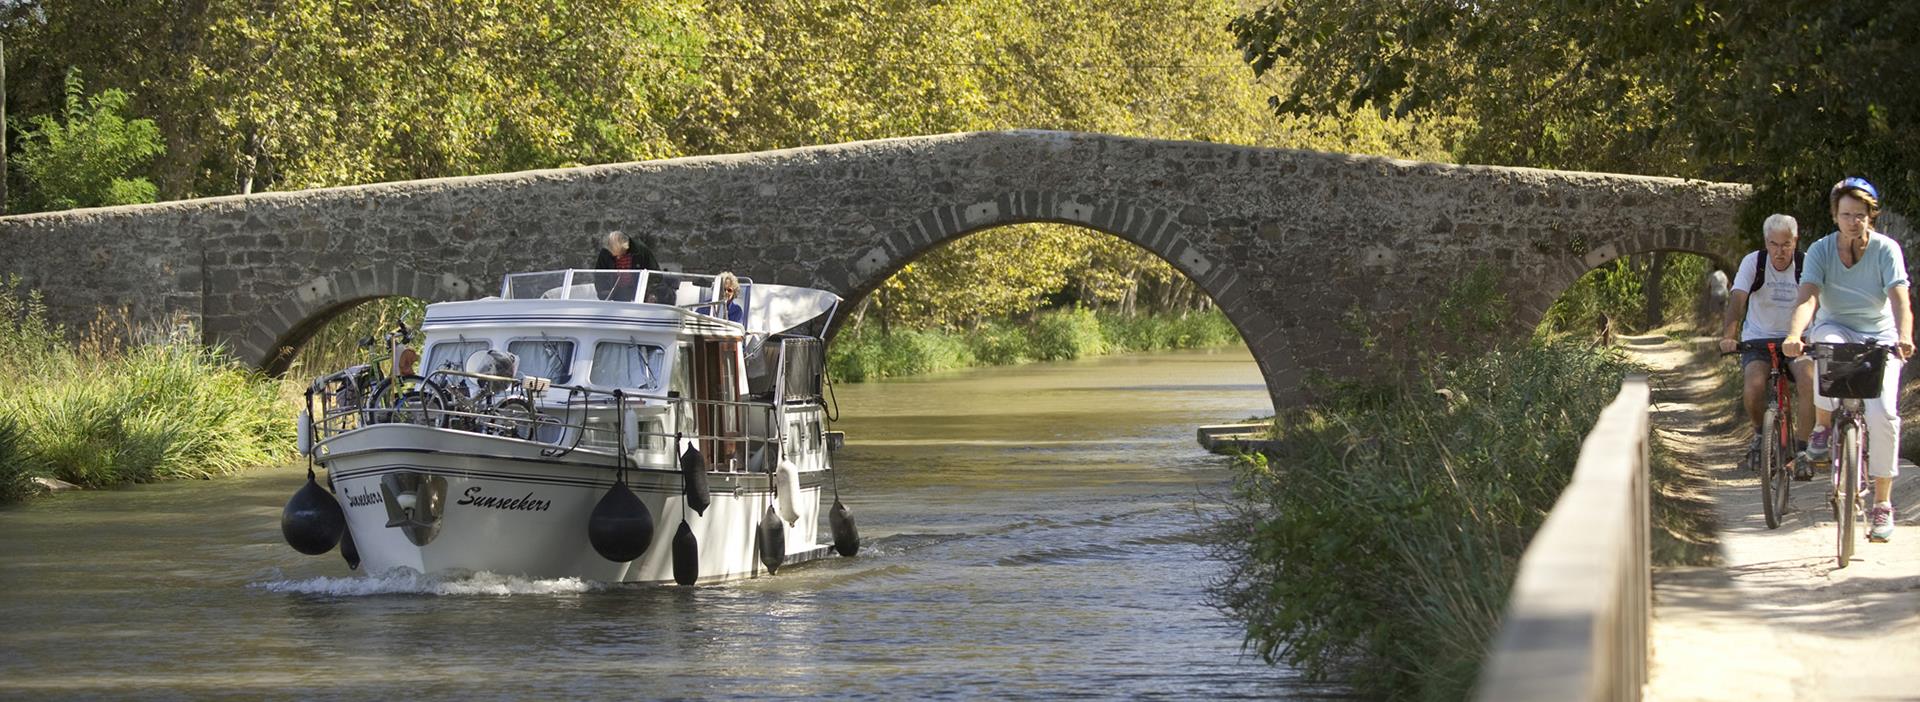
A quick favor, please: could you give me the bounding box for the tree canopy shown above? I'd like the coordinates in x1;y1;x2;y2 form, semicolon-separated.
1231;0;1920;236
1;0;1446;328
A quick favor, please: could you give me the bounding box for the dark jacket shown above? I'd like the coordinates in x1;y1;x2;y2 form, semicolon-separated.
592;240;659;301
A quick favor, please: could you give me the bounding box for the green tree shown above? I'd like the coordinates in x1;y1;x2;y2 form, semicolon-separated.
1229;1;1920;235
11;70;164;211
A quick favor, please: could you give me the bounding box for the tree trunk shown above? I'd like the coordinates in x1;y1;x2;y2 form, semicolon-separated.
1643;251;1669;330
238;129;265;194
2;37;8;214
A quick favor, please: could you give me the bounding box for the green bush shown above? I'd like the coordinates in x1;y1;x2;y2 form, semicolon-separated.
1028;308;1109;360
965;320;1034;365
0;416;31;503
826;326;976;382
1210;341;1645;700
828;308;1239;382
0;281;291;503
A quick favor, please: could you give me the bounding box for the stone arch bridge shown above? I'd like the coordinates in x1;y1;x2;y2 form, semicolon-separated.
0;130;1751;405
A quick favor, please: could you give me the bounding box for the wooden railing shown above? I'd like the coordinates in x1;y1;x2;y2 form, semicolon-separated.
1475;375;1652;702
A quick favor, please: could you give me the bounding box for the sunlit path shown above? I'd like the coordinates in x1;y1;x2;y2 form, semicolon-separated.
1631;335;1920;700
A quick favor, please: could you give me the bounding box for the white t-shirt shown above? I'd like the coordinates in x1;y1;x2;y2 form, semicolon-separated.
1730;251;1800;340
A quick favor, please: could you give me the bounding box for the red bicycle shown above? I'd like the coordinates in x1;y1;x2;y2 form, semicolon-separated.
1727;339;1795;529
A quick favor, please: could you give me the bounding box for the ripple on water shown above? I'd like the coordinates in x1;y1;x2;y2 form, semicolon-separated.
252;570;606;597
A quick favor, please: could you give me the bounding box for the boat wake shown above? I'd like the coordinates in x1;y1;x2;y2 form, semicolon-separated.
253;570;608;597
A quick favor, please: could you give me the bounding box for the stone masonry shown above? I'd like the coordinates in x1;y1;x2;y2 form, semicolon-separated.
0;130;1753;405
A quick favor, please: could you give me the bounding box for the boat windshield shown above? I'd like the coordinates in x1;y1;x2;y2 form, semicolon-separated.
499;269;751;308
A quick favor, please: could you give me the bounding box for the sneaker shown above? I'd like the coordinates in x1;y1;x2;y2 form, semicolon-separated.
1745;436;1763;472
1869;504;1895;542
1793;453;1816;481
1805;426;1832;462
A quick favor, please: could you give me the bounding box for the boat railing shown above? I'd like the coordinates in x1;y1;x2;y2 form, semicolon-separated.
303;367;794;472
498;269;752;311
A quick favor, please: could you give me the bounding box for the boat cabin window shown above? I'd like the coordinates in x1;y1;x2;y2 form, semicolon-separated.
508;338;576;384
590;341;666;389
425;340;491;376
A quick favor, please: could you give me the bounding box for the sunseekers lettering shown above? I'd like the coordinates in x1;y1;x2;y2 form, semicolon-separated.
456;486;552;512
345;489;382;507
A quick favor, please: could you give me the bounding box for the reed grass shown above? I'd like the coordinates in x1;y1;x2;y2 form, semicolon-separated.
0;279;292;503
1209;340;1647;700
828;308;1240;381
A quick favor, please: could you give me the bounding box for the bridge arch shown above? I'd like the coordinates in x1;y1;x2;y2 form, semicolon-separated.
839;190;1293;399
250;264;479;376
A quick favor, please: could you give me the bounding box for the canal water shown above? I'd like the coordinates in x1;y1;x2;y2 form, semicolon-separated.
0;347;1320;700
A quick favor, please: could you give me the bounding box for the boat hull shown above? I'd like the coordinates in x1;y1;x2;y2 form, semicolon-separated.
319;425;826;583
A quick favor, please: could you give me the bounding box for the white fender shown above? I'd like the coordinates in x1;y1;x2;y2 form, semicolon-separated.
296;411;312;456
776;460;802;524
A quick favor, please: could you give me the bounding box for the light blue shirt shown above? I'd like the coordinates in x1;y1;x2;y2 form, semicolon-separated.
1804;231;1910;339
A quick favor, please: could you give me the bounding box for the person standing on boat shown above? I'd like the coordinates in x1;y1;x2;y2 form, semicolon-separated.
593;231;657;302
1781;177;1913;543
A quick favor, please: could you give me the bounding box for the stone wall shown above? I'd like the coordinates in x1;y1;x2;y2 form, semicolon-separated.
0;130;1752;405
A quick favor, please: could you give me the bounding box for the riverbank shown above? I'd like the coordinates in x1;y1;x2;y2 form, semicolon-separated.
828;308;1237;381
1209;334;1716;700
0;283;291;505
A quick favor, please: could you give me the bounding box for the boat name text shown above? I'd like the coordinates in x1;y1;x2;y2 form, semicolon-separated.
456;486;552;512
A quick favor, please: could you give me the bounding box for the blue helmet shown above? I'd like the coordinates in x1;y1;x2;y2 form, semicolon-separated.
1832;176;1880;203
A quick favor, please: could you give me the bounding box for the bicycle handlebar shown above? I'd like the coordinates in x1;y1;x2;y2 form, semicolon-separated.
1720;338;1801;356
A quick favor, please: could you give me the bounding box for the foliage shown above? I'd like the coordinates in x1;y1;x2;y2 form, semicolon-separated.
286;297;427;378
10;69;165;211
1539;254;1714;340
0;414;28;503
0;281;291;503
827;327;977;383
1229;1;1920;239
1027;308;1109;361
828;308;1240;381
4;0;1457;336
1209;341;1645;699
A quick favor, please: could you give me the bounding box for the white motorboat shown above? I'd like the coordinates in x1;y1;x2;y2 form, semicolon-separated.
279;268;860;584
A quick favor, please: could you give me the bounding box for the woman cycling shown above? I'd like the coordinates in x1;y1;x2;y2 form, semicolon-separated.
1782;177;1913;543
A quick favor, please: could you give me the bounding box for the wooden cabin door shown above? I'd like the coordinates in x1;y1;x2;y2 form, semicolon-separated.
692;337;744;469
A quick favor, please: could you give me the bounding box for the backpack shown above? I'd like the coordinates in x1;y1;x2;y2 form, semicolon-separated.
1746;250;1803;292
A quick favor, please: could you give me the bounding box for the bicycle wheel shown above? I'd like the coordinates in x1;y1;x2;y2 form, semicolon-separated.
1772;403;1793;522
372;375;446;427
1760;408;1781;529
488;398;538;440
1837;422;1861;568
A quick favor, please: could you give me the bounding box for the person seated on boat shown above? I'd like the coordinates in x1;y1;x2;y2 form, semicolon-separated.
395;346;420;377
592;230;658;302
716;272;746;324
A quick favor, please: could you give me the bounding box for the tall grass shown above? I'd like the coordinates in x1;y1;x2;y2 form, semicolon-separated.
0;279;292;503
828;308;1241;381
1209;341;1647;700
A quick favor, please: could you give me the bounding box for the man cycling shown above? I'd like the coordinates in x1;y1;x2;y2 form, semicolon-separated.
1782;177;1913;543
1720;214;1818;475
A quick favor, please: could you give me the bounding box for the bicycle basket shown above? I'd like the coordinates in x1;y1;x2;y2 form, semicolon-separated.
1816;343;1888;399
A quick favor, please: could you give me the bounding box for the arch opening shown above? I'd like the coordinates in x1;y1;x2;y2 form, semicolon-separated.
827;217;1251;385
272;296;429;380
1536;250;1725;342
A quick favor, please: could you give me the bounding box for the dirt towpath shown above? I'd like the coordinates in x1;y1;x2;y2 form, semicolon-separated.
1628;334;1920;701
